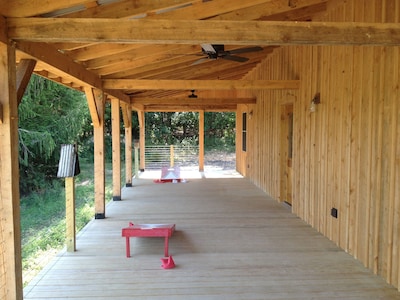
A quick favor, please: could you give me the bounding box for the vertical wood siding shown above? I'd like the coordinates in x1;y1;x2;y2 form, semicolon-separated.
236;0;400;289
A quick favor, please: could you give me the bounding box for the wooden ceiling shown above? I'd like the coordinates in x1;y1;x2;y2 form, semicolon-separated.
0;0;390;111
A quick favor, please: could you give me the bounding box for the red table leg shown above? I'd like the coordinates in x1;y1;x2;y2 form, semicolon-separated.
164;237;169;257
126;237;131;257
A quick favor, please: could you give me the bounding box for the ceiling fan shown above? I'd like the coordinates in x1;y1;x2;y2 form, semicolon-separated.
192;44;263;65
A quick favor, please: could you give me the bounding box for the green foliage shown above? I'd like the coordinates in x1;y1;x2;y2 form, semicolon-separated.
18;75;92;194
146;112;198;145
21;160;114;286
205;112;236;151
145;111;235;150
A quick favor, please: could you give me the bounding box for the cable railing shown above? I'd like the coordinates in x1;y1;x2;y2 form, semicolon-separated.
144;145;199;169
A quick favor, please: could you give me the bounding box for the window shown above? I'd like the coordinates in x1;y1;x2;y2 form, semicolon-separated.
242;112;247;152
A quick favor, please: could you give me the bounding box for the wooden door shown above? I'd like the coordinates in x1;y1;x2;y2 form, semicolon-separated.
280;104;294;205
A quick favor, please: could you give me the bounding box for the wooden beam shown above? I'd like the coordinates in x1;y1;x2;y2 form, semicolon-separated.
16;41;101;87
16;59;36;104
0;15;7;43
7;18;400;46
15;41;130;103
104;79;299;90
84;87;100;127
132;97;256;105
143;105;237;112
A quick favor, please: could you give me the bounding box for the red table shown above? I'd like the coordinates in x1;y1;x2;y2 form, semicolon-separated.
121;223;175;258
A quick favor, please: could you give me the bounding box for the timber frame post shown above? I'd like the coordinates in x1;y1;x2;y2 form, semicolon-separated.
199;110;205;172
138;110;145;171
111;98;122;201
122;103;133;187
84;87;106;219
0;42;23;300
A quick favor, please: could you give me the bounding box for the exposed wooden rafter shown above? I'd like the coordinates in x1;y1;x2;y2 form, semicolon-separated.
15;41;130;103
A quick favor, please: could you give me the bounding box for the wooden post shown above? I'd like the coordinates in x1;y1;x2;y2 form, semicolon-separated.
0;40;23;300
65;177;76;252
199;110;205;172
123;104;133;187
57;144;79;252
125;124;133;187
138;110;145;171
85;88;105;219
170;145;174;167
134;144;139;177
112;98;121;200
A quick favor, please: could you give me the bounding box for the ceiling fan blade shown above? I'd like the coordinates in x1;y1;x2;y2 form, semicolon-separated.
222;55;249;62
227;46;263;55
200;44;216;54
191;57;210;65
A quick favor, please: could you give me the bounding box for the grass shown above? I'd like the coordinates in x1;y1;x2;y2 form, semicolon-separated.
20;160;114;287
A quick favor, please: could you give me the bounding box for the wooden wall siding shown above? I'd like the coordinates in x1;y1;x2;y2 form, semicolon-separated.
236;0;400;289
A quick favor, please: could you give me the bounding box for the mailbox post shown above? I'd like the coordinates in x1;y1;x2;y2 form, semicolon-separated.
57;144;80;252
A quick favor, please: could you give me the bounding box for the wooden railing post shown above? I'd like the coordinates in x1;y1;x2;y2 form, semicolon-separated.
170;145;174;167
65;177;76;252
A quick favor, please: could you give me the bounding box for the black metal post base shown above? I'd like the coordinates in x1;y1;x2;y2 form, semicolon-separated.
95;213;105;219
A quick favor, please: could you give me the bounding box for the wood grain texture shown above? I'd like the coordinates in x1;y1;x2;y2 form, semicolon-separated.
24;177;400;299
236;0;400;291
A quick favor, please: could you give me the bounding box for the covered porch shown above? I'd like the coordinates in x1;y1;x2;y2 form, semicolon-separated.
24;175;400;299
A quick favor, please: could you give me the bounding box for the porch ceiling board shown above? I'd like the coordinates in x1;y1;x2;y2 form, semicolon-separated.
0;0;97;17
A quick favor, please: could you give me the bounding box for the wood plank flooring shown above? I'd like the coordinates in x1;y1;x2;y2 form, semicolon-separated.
24;177;400;299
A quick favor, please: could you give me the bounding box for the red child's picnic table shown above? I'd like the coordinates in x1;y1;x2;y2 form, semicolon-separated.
121;223;175;258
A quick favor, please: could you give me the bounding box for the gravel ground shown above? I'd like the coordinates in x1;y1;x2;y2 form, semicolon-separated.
204;151;236;170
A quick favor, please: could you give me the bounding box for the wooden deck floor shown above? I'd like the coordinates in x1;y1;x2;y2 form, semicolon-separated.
24;176;400;299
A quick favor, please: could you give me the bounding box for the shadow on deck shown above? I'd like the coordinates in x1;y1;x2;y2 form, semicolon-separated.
24;174;400;299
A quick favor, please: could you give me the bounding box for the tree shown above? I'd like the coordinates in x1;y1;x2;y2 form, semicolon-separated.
145;111;235;150
18;75;92;194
